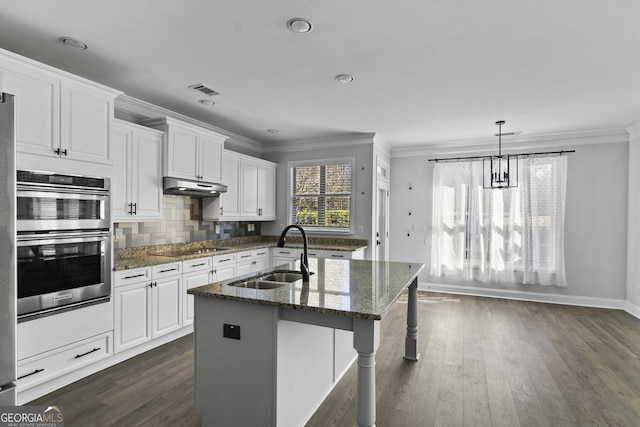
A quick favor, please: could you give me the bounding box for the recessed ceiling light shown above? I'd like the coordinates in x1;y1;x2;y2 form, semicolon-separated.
199;99;215;105
287;18;312;33
267;129;279;134
335;74;354;83
59;37;87;50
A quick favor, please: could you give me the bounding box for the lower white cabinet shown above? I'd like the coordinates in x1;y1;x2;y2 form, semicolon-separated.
17;332;112;390
236;248;270;276
114;263;182;353
183;254;237;327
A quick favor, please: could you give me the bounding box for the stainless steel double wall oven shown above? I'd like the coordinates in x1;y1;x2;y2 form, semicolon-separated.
16;170;111;321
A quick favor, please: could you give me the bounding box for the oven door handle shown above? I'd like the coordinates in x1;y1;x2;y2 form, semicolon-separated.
17;230;110;242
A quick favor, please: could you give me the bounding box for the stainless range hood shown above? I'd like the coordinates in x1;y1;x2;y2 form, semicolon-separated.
163;177;227;197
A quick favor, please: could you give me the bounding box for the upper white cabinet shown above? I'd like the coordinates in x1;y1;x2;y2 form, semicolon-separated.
144;117;224;183
112;120;164;221
0;49;120;166
203;150;277;221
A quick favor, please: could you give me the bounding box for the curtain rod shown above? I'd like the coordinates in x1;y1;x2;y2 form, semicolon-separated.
428;150;575;163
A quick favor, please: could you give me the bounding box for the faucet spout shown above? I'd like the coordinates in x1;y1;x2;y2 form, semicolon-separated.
277;225;310;283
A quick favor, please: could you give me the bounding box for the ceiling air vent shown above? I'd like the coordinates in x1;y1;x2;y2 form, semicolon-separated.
189;83;221;96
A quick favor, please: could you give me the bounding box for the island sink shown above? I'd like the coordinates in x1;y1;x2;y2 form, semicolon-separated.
228;269;309;290
230;280;287;290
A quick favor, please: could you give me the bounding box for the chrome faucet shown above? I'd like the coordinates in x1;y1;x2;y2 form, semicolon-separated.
276;225;310;283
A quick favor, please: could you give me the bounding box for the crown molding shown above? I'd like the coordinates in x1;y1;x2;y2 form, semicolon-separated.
261;133;376;154
114;94;263;155
390;127;630;158
626;121;640;142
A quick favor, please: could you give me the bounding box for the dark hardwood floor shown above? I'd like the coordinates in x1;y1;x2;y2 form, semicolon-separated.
30;292;640;426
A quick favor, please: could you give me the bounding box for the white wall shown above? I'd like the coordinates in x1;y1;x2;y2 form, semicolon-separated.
262;137;374;259
627;123;640;314
390;138;629;307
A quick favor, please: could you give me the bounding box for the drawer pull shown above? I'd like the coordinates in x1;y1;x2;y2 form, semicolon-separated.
257;252;266;256
219;258;232;262
124;273;146;279
331;254;345;258
279;251;291;254
240;255;251;258
18;368;44;380
159;267;178;273
75;347;101;359
190;262;207;267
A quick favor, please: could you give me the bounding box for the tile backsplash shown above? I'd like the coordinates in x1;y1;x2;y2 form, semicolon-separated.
113;195;261;250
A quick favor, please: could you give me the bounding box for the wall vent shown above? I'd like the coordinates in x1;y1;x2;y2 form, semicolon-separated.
189;83;221;96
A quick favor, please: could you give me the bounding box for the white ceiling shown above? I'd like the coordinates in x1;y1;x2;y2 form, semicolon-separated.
1;0;639;148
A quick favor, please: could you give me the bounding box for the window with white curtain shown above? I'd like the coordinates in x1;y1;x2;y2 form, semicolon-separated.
430;156;568;286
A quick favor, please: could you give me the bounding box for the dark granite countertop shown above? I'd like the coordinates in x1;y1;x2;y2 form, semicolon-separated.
113;236;368;271
188;258;424;320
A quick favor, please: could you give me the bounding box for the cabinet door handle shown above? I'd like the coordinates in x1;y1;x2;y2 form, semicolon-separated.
132;203;137;215
75;347;101;359
220;206;224;216
123;273;146;280
54;148;60;155
18;368;44;380
212;269;217;274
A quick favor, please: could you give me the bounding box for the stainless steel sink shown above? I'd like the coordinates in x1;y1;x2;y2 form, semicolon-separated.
229;280;287;290
228;269;312;290
257;272;303;283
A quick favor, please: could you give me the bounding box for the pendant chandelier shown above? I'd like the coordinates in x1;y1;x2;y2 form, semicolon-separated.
482;120;518;189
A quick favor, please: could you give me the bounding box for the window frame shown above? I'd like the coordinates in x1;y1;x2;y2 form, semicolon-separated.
287;157;355;235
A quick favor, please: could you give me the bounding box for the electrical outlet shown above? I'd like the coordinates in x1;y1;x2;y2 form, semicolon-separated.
358;225;363;233
215;225;220;234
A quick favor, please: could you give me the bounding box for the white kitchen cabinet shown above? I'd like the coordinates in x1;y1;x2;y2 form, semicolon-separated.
236;248;270;276
203;150;276;221
145;117;224;183
0;49;119;166
212;253;237;281
183;253;237;326
241;159;277;220
324;249;365;260
114;263;182;353
272;248;300;268
112;120;163;221
17;332;112;391
183;257;214;327
203;150;241;220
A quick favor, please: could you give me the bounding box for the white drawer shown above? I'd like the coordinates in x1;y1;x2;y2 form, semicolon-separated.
151;262;182;278
17;332;112;390
182;256;213;273
212;253;236;266
236;250;253;262
324;251;351;260
306;249;325;258
252;248;270;259
114;266;152;287
272;248;299;258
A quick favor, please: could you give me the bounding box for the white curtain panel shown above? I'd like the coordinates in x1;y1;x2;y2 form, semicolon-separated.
431;156;567;287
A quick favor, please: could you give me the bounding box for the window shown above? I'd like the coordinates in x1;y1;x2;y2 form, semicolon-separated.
289;158;354;233
430;156;567;286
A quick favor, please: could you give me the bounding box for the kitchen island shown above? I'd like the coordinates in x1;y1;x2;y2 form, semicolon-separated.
188;258;423;427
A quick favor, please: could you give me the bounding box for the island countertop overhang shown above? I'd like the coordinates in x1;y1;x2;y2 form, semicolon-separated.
188;258;424;321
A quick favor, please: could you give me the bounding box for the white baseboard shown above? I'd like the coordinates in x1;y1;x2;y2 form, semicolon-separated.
625;300;640;319
420;281;628;311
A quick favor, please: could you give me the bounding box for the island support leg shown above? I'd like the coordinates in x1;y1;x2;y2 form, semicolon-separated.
404;277;420;361
353;318;380;427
